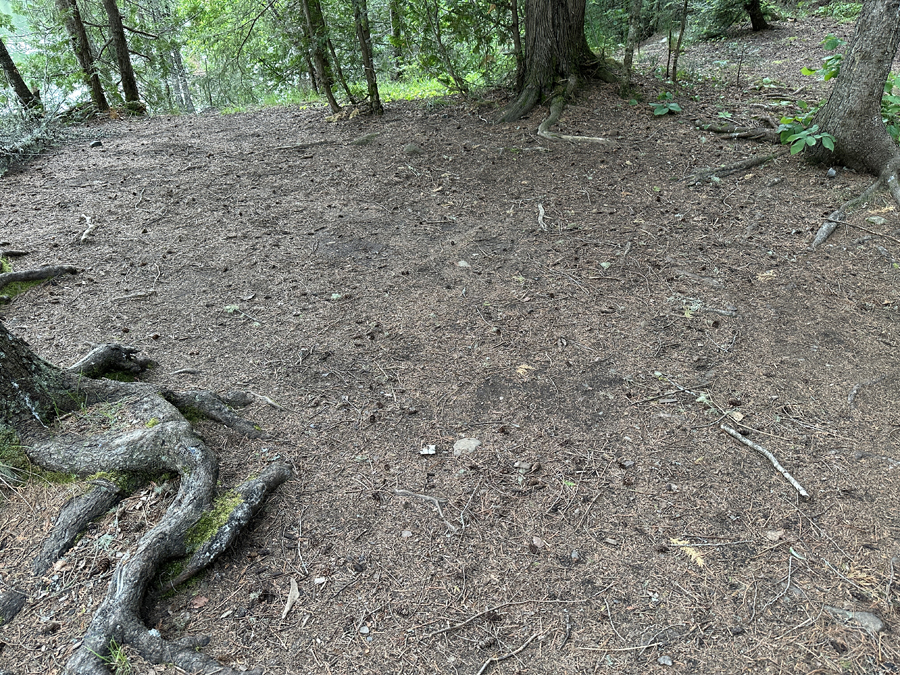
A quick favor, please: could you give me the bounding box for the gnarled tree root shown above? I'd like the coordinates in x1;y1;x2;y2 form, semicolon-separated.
685;148;788;185
535;76;613;145
1;318;291;675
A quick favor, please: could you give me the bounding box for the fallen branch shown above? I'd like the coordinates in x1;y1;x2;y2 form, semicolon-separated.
80;214;97;242
394;488;458;532
476;632;542;675
720;424;810;501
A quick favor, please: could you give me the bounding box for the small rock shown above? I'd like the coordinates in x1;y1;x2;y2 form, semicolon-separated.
570;550;581;563
826;167;837;178
90;140;102;148
313;577;327;585
827;606;884;633
456;260;470;268
603;538;619;546
401;530;413;538
420;445;437;455
351;132;379;146
403;143;423;155
666;483;679;492
617;458;634;469
658;655;673;666
358;625;370;635
453;438;481;456
866;215;887;226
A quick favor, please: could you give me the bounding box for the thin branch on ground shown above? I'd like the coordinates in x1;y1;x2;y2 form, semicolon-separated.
847;375;886;407
393;488;458;532
0;265;78;293
475;632;542;675
720;424;810;501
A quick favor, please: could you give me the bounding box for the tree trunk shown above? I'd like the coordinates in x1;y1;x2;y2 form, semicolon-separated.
172;46;195;112
0;37;40;111
101;0;143;111
389;0;404;80
352;0;382;114
623;0;643;87
56;0;109;112
499;0;607;122
744;0;770;31
814;0;900;175
302;0;340;112
509;0;526;91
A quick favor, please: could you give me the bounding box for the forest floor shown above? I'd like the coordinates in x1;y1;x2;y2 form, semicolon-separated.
1;14;898;675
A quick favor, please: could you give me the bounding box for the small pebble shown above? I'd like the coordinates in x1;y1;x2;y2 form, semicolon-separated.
658;655;673;666
90;140;102;148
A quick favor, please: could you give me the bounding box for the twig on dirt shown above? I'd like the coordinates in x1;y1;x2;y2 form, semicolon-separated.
847;375;886;407
605;597;626;644
79;214;97;242
394;488;458;532
475;632;542;675
250;390;298;414
720;424;810;501
1;249;29;258
577;643;661;652
760;558;793;615
559;610;572;650
537;203;547;231
823;559;874;597
169;368;199;375
135;188;146;207
839;219;900;245
887;556;897;609
110;290;157;302
0;264;78;293
812;176;885;248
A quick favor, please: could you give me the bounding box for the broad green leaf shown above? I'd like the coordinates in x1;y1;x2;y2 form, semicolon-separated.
791;140;805;154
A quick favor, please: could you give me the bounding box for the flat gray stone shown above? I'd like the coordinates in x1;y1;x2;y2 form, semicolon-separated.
403;143;423;155
453;438;481;456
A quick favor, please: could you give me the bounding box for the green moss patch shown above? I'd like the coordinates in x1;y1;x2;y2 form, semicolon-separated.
185;492;243;552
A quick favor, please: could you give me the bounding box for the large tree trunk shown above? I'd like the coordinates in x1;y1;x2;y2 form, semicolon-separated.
498;0;598;122
0;37;40;111
56;0;109;112
352;0;382;114
101;0;144;111
745;0;770;31
814;0;900;175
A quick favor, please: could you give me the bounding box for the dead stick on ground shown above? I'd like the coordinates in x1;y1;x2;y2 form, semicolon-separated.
848;375;886;407
720;424;810;501
838;219;900;245
577;643;661;652
394;489;458;532
79;214;97;242
476;633;542;675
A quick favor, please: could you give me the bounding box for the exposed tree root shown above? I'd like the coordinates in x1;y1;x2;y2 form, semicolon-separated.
686;148;788;185
810;158;900;248
536;76;613;145
0;273;291;674
0;264;77;295
696;121;779;143
497;83;541;124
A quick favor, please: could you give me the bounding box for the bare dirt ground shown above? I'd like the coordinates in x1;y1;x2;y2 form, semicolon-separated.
1;15;898;675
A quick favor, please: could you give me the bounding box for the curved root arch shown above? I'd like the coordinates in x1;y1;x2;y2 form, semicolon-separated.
0;275;291;675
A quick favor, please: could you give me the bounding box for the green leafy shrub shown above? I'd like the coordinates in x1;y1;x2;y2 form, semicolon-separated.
651;92;682;115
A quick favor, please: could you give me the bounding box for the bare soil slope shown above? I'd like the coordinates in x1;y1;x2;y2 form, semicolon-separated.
1;16;898;675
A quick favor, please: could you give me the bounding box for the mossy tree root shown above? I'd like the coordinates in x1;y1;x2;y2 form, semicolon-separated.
0;320;291;675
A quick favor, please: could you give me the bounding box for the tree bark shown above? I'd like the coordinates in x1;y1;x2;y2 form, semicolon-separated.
56;0;109;111
814;0;900;175
744;0;770;31
0;37;40;111
352;0;382;114
623;0;643;87
498;0;609;122
101;0;144;110
509;0;526;91
389;0;404;80
302;0;340;112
